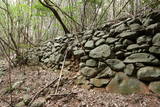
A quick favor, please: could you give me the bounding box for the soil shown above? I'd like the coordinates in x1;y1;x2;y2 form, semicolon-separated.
0;65;160;107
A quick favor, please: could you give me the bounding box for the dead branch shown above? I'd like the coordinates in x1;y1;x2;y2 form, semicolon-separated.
28;77;58;106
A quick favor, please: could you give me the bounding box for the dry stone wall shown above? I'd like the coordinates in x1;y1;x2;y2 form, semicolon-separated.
27;11;160;94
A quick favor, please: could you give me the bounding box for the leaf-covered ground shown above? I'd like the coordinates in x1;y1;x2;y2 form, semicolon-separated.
0;65;160;107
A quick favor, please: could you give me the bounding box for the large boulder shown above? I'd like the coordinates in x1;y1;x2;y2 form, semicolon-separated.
149;81;160;94
106;73;149;94
89;44;111;59
124;53;160;65
106;59;125;71
137;67;160;81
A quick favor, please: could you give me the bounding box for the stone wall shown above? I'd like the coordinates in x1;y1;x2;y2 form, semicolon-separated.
27;11;160;94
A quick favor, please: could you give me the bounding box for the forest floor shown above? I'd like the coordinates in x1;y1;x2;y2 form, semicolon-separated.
0;64;160;107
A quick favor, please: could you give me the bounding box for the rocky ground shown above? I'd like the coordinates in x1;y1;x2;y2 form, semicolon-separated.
0;65;160;107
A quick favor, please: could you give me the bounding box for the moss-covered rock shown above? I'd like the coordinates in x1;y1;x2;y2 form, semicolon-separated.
106;73;149;94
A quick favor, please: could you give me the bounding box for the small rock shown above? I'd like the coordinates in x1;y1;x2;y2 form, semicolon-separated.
84;40;94;49
86;59;98;67
75;75;88;85
127;44;140;51
137;35;152;45
106;37;118;44
106;59;125;71
122;39;133;47
149;46;160;54
90;78;110;87
118;31;138;39
89;44;111;59
146;23;160;33
124;64;134;76
152;33;160;46
79;63;86;68
149;81;160;94
80;67;98;78
73;49;85;56
130;23;142;31
95;39;105;46
96;66;115;78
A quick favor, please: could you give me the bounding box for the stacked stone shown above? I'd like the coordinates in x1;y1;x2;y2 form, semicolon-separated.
27;11;160;94
74;11;160;94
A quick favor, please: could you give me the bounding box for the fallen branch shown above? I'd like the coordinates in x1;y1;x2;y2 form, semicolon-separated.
27;77;58;106
55;49;68;94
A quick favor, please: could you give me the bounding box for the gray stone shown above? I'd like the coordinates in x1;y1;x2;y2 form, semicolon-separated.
115;24;129;33
96;66;115;78
84;40;94;49
97;32;105;37
73;49;85;56
90;78;110;87
149;81;160;94
149;46;160;54
75;75;88;85
143;18;154;26
118;31;138;39
137;67;160;81
122;39;133;47
54;42;61;47
95;39;105;46
89;44;111;59
130;24;142;31
146;23;160;33
86;59;97;67
80;56;89;62
84;30;93;35
80;67;98;78
124;64;134;76
114;44;124;51
152;33;160;46
106;37;118;44
106;73;149;94
97;62;107;71
137;36;152;45
106;59;125;71
124;53;160;65
127;44;140;51
79;63;86;68
102;34;110;39
92;37;99;41
94;31;102;36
